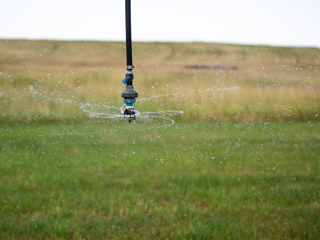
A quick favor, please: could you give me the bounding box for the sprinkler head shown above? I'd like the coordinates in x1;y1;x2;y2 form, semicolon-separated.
121;84;138;123
123;107;136;123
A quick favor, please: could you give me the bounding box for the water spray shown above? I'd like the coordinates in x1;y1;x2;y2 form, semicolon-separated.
121;0;138;123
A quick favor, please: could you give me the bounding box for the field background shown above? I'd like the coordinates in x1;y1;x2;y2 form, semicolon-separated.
0;40;320;239
0;39;319;122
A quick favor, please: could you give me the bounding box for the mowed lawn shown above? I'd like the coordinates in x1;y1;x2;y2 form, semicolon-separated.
1;121;319;239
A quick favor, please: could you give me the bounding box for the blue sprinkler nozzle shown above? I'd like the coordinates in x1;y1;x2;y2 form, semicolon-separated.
122;78;128;85
124;100;135;107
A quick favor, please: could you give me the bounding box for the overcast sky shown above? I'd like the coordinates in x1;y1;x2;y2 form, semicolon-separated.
1;0;319;47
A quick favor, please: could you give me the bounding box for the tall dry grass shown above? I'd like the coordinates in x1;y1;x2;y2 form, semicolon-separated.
0;39;319;122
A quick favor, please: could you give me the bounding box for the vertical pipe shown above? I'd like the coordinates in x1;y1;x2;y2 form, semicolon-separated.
125;0;133;67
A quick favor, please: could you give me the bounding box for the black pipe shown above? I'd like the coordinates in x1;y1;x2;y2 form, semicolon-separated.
125;0;133;68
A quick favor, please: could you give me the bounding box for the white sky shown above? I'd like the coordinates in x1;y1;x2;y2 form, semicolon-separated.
1;0;319;47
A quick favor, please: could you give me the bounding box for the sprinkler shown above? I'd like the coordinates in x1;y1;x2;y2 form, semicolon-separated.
121;0;138;123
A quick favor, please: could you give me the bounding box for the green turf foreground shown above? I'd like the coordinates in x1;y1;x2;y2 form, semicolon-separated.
0;121;319;239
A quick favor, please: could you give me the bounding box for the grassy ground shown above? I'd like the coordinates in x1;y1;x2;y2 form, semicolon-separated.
0;39;319;122
1;121;320;239
0;40;319;239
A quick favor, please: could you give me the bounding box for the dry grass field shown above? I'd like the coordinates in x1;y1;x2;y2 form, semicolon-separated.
0;39;319;122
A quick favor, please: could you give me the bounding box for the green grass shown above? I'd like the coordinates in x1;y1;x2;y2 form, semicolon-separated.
0;39;319;239
1;121;319;239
